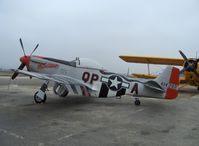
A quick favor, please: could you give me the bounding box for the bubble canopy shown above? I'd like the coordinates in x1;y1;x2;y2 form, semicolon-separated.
73;58;104;70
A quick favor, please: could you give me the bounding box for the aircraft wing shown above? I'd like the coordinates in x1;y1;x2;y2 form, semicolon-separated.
14;70;97;91
119;55;184;66
131;73;157;79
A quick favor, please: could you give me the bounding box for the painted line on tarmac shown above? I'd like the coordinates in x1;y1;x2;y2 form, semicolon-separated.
0;128;24;140
131;108;145;114
38;142;45;146
57;134;74;141
0;103;18;107
191;95;199;99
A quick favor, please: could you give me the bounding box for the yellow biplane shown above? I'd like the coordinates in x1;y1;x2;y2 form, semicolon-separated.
119;50;199;90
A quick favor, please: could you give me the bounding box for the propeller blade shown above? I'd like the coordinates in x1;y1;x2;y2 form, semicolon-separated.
179;50;188;61
11;72;18;80
18;63;25;70
19;38;26;56
30;44;39;56
11;63;25;80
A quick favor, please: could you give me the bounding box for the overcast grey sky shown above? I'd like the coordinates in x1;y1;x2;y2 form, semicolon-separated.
0;0;199;74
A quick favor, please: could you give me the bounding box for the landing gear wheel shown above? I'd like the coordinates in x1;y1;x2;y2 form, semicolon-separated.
34;91;47;104
134;99;141;106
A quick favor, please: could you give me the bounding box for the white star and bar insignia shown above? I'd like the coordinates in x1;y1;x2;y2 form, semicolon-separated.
101;75;129;91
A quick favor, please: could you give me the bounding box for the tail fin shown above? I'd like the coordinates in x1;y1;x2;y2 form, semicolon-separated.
155;66;180;99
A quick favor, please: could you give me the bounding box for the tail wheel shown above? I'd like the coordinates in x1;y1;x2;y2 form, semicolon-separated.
34;91;47;104
134;99;141;106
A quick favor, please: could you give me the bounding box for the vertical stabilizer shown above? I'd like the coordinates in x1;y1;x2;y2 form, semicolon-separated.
155;66;180;99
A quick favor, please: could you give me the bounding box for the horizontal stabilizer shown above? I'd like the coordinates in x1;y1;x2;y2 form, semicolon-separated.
144;80;164;92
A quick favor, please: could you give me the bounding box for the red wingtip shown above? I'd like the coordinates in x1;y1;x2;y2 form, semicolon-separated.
165;67;180;99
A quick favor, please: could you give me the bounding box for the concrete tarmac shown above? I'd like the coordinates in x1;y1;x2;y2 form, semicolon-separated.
0;77;199;146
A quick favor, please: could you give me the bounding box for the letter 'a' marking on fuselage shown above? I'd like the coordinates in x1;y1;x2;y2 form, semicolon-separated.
131;83;138;95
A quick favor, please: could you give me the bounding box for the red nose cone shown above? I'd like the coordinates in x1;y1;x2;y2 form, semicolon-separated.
20;56;30;66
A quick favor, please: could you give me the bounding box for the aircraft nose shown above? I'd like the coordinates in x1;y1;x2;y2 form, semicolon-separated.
20;56;30;65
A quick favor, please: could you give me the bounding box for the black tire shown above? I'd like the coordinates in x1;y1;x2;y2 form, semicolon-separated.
135;100;141;106
34;91;47;104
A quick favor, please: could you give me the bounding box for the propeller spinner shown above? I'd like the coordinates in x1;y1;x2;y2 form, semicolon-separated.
179;50;199;78
11;38;39;80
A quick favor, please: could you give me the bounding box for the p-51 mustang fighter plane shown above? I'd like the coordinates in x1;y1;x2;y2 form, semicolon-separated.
120;50;199;90
11;39;179;105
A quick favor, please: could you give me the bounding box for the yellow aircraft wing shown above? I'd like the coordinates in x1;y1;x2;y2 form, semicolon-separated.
119;55;184;66
130;73;186;84
130;73;157;79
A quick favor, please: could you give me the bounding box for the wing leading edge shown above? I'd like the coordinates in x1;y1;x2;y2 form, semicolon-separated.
119;55;184;66
14;69;97;91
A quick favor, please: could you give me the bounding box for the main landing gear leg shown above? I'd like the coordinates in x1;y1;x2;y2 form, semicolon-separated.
134;97;141;106
34;80;49;104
